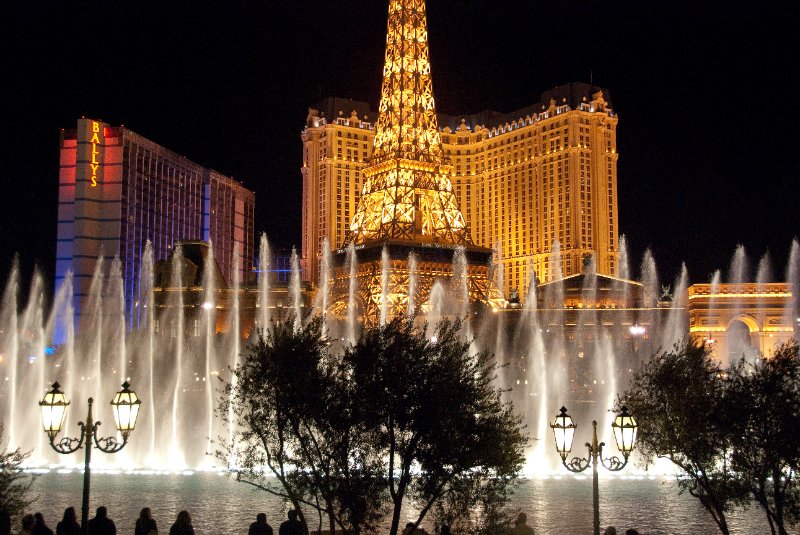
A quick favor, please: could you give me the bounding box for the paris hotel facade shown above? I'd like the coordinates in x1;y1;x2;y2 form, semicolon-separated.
301;82;620;301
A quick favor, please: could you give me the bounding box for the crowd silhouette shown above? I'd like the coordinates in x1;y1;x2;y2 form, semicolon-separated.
11;507;644;535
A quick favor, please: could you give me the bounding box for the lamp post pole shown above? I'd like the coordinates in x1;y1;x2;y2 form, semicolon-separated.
79;399;94;530
40;382;141;535
590;421;600;534
551;406;637;535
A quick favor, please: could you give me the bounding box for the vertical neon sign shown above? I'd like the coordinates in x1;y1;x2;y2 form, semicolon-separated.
89;121;101;187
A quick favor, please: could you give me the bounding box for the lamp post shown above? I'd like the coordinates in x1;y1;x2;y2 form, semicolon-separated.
550;406;637;535
40;381;141;535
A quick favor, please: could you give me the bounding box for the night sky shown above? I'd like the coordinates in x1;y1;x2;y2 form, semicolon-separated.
4;0;799;292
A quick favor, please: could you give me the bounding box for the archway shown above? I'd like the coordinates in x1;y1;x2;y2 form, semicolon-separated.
727;316;758;363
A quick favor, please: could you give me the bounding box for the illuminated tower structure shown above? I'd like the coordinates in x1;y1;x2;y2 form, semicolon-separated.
326;0;504;322
303;88;619;303
56;118;255;330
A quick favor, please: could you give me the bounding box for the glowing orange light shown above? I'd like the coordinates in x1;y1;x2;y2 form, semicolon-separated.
89;121;101;187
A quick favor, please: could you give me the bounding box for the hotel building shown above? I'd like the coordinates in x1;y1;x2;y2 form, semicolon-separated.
301;82;619;300
56;118;255;329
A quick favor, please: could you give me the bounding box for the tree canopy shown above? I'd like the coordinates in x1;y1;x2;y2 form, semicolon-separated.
725;341;800;535
620;338;800;535
345;318;526;535
219;316;527;535
619;339;748;535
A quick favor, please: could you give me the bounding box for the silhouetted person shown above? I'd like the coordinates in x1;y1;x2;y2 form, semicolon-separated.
168;511;193;535
135;508;157;535
603;528;617;535
511;513;534;535
248;513;272;535
625;530;639;535
86;506;116;535
19;515;35;535
402;523;415;535
439;526;451;535
278;510;302;535
1;508;11;535
55;509;80;535
32;513;54;535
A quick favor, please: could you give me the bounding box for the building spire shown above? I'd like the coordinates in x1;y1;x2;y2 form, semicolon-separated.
348;0;471;245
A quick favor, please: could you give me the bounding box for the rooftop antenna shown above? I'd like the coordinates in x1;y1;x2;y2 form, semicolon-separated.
590;68;593;87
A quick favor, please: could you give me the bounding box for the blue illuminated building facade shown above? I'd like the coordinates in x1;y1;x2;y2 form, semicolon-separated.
56;118;255;331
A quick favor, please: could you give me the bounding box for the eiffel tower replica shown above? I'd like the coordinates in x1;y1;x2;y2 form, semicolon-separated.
328;0;505;325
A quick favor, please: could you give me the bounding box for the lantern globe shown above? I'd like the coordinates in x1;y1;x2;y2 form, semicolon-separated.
40;382;70;439
550;406;577;460
111;381;141;438
612;405;638;455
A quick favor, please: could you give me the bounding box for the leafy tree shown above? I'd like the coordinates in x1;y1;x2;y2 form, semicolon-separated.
428;469;519;535
345;318;527;535
0;424;36;535
725;340;800;535
619;339;748;535
218;317;388;535
221;317;525;535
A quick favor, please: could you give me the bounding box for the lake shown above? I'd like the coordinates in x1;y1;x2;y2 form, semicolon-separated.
25;471;770;534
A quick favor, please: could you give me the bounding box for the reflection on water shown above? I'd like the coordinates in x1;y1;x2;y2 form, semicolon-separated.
30;472;767;534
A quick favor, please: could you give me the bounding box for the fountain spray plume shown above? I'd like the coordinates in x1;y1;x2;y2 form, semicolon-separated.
14;270;48;462
660;263;689;350
785;239;800;334
492;243;506;371
407;252;417;317
316;238;331;335
47;271;75;439
104;258;129;468
257;233;271;334
544;241;567;429
202;241;216;463
725;246;749;366
451;246;472;341
0;257;19;449
426;281;445;338
756;250;773;285
106;257;127;386
345;243;358;344
140;241;157;463
521;260;550;472
79;256;106;408
618;235;632;310
168;244;186;467
728;244;749;284
640;249;659;309
618;235;630;281
227;242;242;468
289;247;302;332
579;254;615;445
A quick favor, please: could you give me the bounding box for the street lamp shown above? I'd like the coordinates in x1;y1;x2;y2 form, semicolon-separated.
40;381;141;535
550;406;638;535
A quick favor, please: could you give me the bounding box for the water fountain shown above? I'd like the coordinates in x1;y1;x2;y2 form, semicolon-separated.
0;238;797;474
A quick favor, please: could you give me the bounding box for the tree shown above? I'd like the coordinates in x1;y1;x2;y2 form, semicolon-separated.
218;317;388;535
619;339;748;535
0;424;36;535
725;340;800;535
221;317;525;535
345;318;527;535
428;468;519;535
